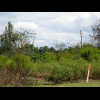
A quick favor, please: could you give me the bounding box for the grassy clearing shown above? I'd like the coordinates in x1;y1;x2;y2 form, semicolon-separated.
32;81;100;87
54;81;100;87
1;77;100;87
18;78;100;87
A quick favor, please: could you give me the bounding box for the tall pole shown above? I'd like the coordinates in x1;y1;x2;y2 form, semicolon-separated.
32;33;36;52
80;30;83;48
56;40;58;51
33;33;34;52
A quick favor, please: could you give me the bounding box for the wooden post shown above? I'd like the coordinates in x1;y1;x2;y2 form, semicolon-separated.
86;64;91;83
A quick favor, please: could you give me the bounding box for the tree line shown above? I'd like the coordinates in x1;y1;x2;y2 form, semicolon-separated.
1;20;100;57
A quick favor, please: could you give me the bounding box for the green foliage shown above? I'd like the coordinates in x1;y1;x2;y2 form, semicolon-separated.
13;54;33;72
82;42;95;48
80;47;100;61
71;58;88;80
48;65;74;83
58;57;88;80
0;22;19;56
31;53;41;62
41;52;55;63
38;46;49;54
56;52;74;62
20;44;34;56
0;54;34;86
5;59;16;70
0;55;9;68
90;60;100;79
31;52;56;63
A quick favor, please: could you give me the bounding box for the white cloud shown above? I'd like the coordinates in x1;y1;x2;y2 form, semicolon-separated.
91;12;100;18
35;40;48;47
51;14;77;25
34;26;81;47
79;12;91;19
14;21;38;30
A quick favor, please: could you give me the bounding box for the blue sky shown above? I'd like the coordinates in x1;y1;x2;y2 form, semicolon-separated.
0;12;100;47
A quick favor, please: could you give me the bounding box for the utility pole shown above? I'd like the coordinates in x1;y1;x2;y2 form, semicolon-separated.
33;33;36;52
80;30;83;48
30;32;36;52
54;40;58;50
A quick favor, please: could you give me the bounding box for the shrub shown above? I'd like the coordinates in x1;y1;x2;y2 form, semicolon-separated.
90;61;100;79
31;53;41;62
4;54;33;86
13;53;33;73
80;47;100;61
56;52;74;62
58;57;88;80
5;59;16;70
48;65;74;83
1;59;17;85
41;52;55;63
0;55;9;68
72;58;88;80
31;52;56;63
0;54;34;86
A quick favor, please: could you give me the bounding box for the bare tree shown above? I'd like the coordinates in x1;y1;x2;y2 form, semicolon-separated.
91;19;100;47
57;43;67;52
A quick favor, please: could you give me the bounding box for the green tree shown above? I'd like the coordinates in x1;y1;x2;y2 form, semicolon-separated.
21;44;34;56
0;22;19;56
38;46;49;54
49;47;56;53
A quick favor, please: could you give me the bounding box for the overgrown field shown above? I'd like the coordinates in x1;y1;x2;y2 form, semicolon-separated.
0;45;100;87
